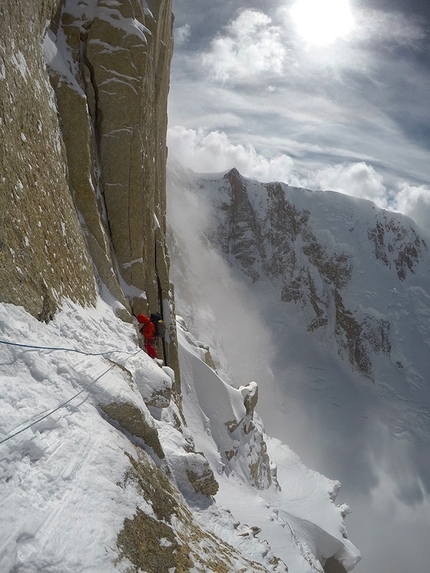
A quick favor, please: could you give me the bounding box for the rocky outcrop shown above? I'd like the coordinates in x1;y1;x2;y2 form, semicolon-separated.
241;381;259;416
117;449;271;573
223;382;272;489
133;358;173;408
324;556;347;573
100;401;164;459
185;452;219;496
367;213;428;281
174;318;273;491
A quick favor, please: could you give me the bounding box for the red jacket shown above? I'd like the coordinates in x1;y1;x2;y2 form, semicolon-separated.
136;314;156;340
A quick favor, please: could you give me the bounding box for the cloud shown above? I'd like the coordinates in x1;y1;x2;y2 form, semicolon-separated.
167;125;297;180
353;9;426;49
167;125;386;196
193;3;428;109
346;424;430;573
174;23;191;47
186;113;244;131
201;9;286;83
306;162;388;207
167;164;275;386
170;3;430;193
168;125;430;236
392;183;430;232
169;2;430;234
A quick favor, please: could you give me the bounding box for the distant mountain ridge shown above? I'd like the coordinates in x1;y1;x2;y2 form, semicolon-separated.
169;163;430;384
167;160;430;504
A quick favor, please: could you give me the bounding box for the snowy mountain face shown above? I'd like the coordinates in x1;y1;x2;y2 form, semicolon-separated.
168;163;430;400
185;166;429;382
167;162;430;572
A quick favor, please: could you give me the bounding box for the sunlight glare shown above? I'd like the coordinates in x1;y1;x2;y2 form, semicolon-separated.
291;0;354;46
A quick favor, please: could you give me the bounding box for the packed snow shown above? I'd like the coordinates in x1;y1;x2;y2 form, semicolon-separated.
0;298;359;572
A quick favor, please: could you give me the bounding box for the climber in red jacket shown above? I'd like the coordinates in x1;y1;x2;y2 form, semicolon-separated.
136;313;157;358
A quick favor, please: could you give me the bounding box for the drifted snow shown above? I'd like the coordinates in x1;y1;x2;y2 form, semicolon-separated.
240;380;258;400
178;321;359;570
0;299;359;572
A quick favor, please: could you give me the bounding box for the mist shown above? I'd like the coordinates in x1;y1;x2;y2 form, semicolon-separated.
166;163;430;572
167;166;275;387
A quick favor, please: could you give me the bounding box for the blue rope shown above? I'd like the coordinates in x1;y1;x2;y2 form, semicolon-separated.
0;338;123;356
0;349;141;445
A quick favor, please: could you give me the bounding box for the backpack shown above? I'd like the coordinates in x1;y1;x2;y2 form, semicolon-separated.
150;313;166;338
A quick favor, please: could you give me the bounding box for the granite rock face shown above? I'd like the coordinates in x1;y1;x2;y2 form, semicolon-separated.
100;401;165;459
0;0;97;320
117;449;274;573
0;0;179;382
46;0;173;312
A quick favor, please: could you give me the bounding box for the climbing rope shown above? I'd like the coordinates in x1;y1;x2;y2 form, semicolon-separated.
0;344;141;446
0;338;124;356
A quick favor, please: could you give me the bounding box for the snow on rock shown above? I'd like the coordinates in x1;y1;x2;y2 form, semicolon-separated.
0;299;263;572
176;317;361;571
132;352;173;408
0;303;139;573
240;380;259;414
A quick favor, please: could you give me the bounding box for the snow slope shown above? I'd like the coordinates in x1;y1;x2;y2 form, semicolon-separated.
0;299;359;572
0;302;142;572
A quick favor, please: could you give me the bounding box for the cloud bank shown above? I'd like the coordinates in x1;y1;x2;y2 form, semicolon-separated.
168;125;430;232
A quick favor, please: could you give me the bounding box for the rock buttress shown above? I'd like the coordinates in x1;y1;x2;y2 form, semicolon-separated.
45;0;180;384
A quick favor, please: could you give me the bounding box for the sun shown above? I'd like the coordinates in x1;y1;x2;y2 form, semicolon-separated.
291;0;354;46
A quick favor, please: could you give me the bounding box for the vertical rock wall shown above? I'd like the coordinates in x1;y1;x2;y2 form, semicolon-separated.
46;0;173;311
0;0;97;320
0;0;180;383
45;0;179;382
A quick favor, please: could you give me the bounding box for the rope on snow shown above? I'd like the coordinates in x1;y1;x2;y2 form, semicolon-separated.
0;346;141;446
0;338;125;356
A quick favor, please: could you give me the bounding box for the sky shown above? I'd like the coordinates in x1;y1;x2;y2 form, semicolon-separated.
166;2;430;570
168;0;430;231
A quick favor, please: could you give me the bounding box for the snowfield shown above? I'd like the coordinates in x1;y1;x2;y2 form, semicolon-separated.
0;299;360;572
